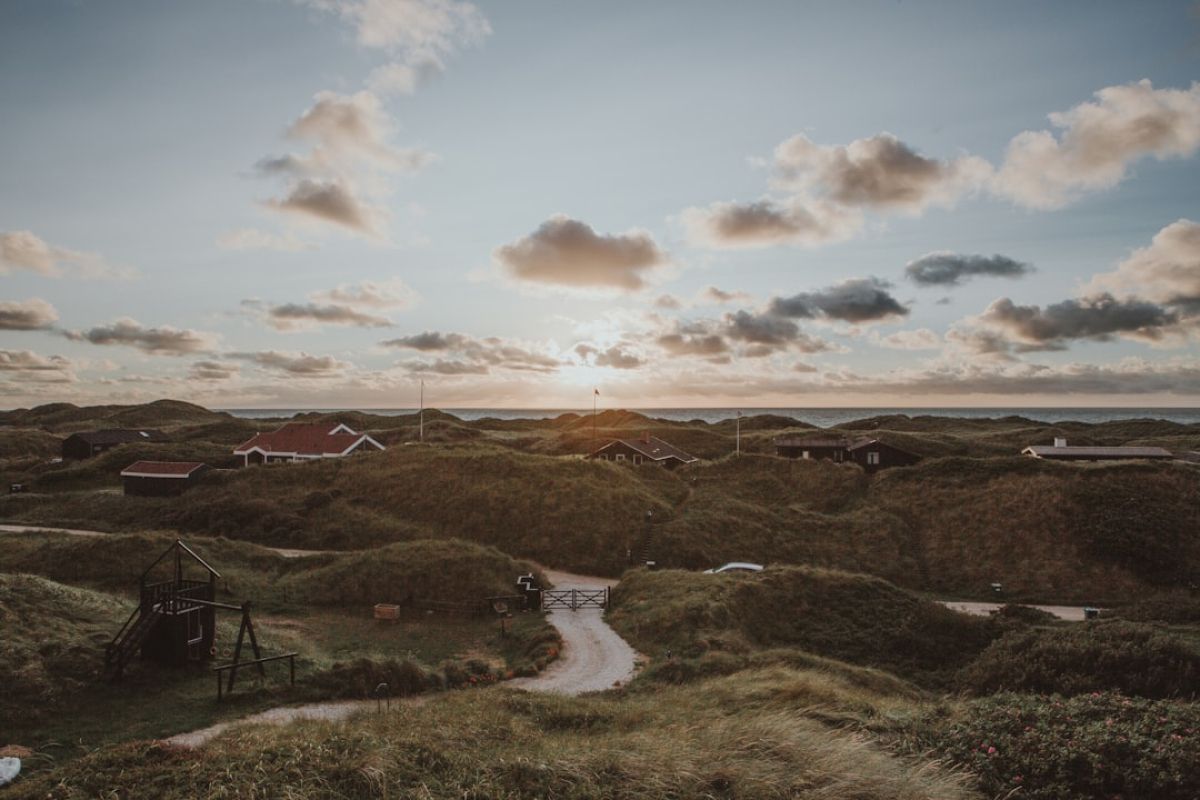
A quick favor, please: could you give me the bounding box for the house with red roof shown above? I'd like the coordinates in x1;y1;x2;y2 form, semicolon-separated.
121;461;210;496
233;421;384;467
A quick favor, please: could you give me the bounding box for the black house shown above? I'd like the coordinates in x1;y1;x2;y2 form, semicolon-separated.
774;434;920;474
62;429;169;460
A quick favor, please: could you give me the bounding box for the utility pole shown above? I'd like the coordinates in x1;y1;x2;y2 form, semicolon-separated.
592;388;598;451
419;380;424;442
736;410;742;456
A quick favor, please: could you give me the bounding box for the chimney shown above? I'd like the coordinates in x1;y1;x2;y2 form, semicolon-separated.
642;430;650;444
1054;437;1067;448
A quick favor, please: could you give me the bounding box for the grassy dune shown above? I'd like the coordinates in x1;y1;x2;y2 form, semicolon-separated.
5;670;976;800
3;442;1198;601
609;566;1002;688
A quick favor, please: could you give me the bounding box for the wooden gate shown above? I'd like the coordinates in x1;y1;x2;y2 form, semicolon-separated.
541;588;609;610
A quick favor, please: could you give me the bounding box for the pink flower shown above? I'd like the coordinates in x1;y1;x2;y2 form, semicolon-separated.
987;746;997;755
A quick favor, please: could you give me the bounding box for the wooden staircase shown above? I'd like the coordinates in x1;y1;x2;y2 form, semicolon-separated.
104;605;163;679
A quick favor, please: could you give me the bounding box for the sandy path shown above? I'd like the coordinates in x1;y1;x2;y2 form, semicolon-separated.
510;568;640;695
0;523;327;558
941;600;1095;622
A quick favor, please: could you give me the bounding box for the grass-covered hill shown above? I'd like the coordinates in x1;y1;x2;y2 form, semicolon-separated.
0;531;543;609
0;574;129;718
0;399;232;432
3;442;1198;602
609;566;1002;688
4;670;978;800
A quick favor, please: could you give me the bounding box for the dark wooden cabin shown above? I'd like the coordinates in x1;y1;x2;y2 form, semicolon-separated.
773;435;852;462
588;433;698;469
846;438;922;474
62;428;168;460
121;461;209;496
106;540;219;677
774;434;920;473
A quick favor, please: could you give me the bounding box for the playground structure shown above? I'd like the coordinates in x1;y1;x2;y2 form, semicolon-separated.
104;539;296;698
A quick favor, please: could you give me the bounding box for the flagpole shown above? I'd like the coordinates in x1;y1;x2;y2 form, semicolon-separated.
592;388;597;452
419;380;424;442
736;410;741;456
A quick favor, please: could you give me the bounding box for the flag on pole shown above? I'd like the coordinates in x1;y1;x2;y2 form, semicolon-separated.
594;388;600;396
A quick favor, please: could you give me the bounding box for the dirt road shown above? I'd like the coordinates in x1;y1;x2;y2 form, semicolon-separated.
509;568;640;695
941;600;1094;621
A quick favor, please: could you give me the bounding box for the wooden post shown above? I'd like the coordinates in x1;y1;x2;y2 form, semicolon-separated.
289;654;295;687
243;602;266;677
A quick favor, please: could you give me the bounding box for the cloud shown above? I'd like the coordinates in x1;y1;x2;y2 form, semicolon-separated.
773;132;992;212
976;294;1180;350
698;286;752;305
313;278;418;309
0;230;127;278
1087;218;1200;311
905;252;1034;287
258;90;435;238
304;0;490;95
654;311;831;360
680;198;861;249
0;349;73;378
398;358;489;375
769;277;909;324
188;360;240;381
265;302;393;330
575;343;644;370
65;318;216;356
382;330;562;373
381;331;469;351
654;294;683;310
264;179;378;233
285;90;434;171
494;215;670;291
994;80;1200;209
229;350;349;376
0;298;58;330
217;228;314;252
872;328;942;350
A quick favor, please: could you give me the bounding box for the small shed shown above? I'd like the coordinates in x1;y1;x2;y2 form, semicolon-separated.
588;433;698;469
121;461;209;496
62;429;168;460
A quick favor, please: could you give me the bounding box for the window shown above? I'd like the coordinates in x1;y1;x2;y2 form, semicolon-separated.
633;455;642;465
867;451;880;465
802;451;810;459
616;454;626;462
600;454;609;461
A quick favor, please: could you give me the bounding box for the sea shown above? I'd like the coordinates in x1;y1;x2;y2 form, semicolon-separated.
222;407;1200;426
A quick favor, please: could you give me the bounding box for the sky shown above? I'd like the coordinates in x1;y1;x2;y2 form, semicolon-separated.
2;0;1200;410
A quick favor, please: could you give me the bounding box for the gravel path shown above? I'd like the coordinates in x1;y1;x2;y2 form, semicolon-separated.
941;600;1094;621
509;568;640;695
163;701;376;749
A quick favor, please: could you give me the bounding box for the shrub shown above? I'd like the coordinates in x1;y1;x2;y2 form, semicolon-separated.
959;621;1200;699
902;692;1200;800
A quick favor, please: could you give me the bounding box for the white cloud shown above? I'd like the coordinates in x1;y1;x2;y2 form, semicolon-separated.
0;230;129;278
994;80;1200;209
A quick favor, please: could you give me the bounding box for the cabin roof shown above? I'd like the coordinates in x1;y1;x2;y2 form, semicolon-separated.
1023;445;1173;459
233;421;382;456
68;429;168;445
121;460;208;478
594;436;698;463
773;435;849;448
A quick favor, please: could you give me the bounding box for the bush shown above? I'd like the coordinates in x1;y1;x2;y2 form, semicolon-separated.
305;657;435;699
1110;595;1200;624
959;621;1200;699
902;692;1200;800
